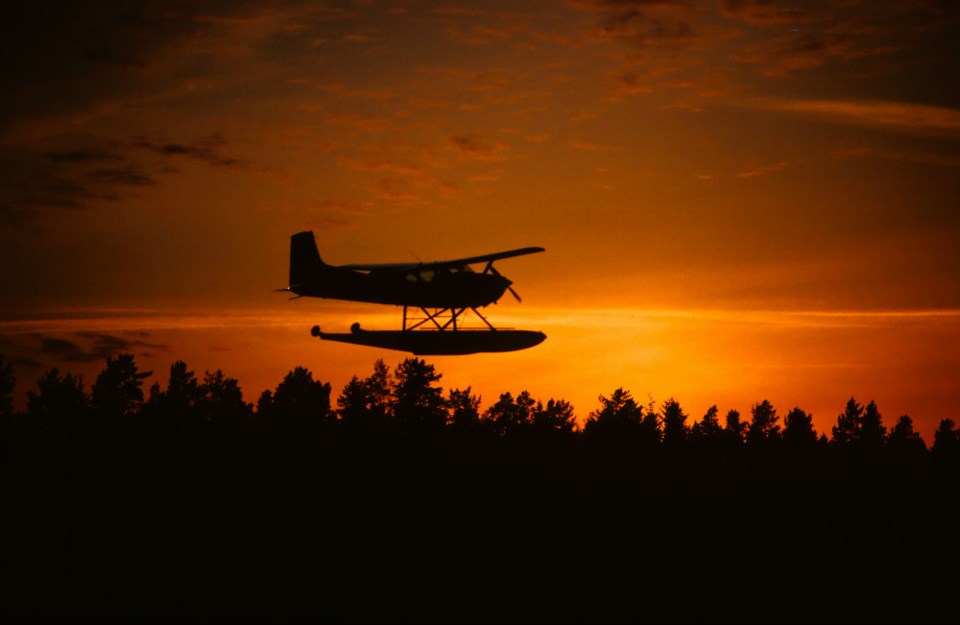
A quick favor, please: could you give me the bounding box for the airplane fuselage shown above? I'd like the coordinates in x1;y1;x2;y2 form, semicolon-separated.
291;266;511;309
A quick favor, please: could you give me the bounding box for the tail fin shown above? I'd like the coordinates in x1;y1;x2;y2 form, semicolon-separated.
289;231;326;286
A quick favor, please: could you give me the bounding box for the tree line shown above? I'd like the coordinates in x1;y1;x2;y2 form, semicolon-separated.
2;353;958;623
4;352;958;454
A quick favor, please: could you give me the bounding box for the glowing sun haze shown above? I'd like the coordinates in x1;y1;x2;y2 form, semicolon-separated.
2;1;959;441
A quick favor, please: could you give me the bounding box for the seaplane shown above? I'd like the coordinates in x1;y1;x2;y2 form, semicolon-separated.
278;231;546;355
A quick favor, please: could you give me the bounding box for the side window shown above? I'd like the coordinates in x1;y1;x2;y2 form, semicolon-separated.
405;270;435;282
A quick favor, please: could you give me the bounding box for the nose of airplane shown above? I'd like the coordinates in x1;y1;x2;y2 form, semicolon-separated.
486;274;510;300
476;272;517;306
500;275;523;303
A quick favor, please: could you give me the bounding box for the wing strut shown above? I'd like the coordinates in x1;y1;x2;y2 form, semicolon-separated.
402;306;497;332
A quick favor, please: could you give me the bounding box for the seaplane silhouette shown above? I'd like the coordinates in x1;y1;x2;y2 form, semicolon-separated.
278;231;546;355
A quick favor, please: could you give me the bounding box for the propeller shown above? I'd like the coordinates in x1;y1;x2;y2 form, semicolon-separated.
484;262;522;302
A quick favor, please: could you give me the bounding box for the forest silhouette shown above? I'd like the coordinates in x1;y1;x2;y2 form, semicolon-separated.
2;353;958;624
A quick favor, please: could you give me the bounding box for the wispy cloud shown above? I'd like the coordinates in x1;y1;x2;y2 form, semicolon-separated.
732;35;857;77
308;197;367;216
37;331;167;363
443;24;521;46
449;133;511;160
761;99;960;137
45;148;124;163
135;134;250;169
583;0;955;106
338;156;423;176
436;6;534;47
720;0;813;26
721;1;956;78
418;67;512;93
591;0;698;50
323;112;398;134
88;166;157;187
0;158;122;225
372;177;423;204
0;132;251;226
832;145;960;169
615;72;654;95
582;1;744;103
736;161;786;179
296;197;366;230
568;139;623;152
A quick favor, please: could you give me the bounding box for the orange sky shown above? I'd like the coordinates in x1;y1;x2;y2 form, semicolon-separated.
2;1;959;442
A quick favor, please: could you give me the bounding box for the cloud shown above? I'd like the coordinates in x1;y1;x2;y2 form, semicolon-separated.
442;23;524;46
721;1;957;78
731;32;891;77
0;170;111;224
37;332;167;363
135;134;249;169
582;1;743;102
363;170;464;207
45;149;124;163
418;67;512;94
660;101;702;112
309;197;367;216
303;215;355;230
433;5;536;47
615;72;654;94
449;133;511;160
297;197;366;230
38;336;105;363
323;112;397;134
0;132;250;226
0;160;121;225
372;178;422;204
568;139;623;152
89;166;158;187
721;0;813;26
761;99;960;138
11;355;44;369
832;145;960;169
525;133;551;143
736;161;786;178
338;156;423;176
257;4;363;61
590;0;699;50
0;3;262;137
583;0;956;108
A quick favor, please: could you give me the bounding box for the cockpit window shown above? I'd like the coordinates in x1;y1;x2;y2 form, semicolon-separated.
406;270;435;282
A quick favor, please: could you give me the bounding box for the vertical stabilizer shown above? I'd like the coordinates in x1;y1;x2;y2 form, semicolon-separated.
290;231;326;287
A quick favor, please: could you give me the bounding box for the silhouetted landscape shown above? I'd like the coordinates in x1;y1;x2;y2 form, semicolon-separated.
2;353;958;624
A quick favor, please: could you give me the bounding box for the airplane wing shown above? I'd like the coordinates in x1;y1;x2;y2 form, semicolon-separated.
340;247;545;272
339;261;422;271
